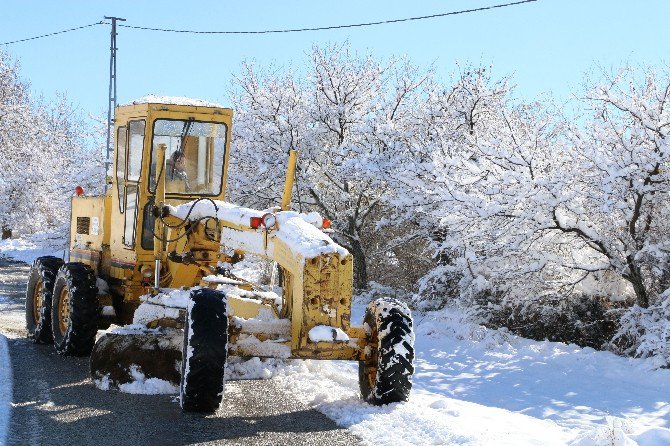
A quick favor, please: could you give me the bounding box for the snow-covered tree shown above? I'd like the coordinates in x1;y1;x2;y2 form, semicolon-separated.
552;66;670;307
230;44;429;289
393;65;670;313
0;52;31;235
0;51;105;236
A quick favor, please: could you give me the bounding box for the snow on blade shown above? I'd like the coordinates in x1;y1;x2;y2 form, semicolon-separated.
118;365;178;395
93;374;111;391
232;308;290;336
140;288;192;308
132;288;192;326
232;335;291;359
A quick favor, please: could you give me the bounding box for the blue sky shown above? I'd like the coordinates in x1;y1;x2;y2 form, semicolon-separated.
1;0;669;119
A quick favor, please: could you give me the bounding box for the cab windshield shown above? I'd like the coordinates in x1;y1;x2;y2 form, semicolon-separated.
149;119;227;195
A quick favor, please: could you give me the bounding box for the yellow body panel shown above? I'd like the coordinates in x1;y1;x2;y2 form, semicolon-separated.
69;196;106;274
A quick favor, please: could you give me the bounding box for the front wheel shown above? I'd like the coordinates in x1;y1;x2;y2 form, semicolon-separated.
359;297;415;405
26;256;64;344
51;263;98;356
180;288;228;413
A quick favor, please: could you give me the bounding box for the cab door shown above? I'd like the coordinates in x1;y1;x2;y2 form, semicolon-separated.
113;119;146;255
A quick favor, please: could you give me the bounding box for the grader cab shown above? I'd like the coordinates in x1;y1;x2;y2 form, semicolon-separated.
25;97;415;412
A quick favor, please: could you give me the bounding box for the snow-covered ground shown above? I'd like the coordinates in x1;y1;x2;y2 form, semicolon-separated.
0;232;65;265
264;300;670;446
2;237;670;445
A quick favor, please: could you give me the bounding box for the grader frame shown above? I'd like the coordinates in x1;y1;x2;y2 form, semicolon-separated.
26;98;414;411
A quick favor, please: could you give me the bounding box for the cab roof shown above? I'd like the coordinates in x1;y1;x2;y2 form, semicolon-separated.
121;95;226;108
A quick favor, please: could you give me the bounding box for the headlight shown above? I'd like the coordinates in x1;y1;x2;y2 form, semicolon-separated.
261;213;278;230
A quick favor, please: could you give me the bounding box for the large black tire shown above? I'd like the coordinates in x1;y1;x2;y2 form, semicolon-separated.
359;297;415;405
50;263;99;356
25;256;64;344
180;288;228;413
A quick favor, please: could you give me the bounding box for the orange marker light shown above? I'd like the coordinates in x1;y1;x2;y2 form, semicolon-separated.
250;217;262;229
75;186;84;196
322;218;331;229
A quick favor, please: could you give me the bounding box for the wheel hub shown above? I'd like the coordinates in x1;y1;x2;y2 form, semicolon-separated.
32;280;43;324
58;287;71;336
364;318;379;390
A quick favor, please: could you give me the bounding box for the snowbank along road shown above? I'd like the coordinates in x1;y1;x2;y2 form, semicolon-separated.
0;258;361;446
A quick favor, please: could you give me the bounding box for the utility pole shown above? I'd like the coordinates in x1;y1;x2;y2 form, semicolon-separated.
104;16;125;188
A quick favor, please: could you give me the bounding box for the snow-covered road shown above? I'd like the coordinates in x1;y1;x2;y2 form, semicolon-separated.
0;258;359;446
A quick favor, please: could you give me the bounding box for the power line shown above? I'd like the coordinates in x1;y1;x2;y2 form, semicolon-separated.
118;0;538;35
0;22;103;46
0;0;538;47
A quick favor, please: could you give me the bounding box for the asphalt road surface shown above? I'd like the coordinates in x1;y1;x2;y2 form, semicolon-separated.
0;258;361;446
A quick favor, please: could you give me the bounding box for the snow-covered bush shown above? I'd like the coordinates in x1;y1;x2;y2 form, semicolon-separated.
355;281;415;306
610;293;670;367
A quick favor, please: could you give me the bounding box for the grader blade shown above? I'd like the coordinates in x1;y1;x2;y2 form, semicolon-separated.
90;330;182;388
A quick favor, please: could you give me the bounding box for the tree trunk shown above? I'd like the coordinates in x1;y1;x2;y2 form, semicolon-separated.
1;228;11;240
625;261;649;308
349;237;368;290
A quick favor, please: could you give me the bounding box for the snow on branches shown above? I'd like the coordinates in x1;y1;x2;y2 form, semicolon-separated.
230;45;670;316
230;44;430;289
388;64;670;314
0;51;104;237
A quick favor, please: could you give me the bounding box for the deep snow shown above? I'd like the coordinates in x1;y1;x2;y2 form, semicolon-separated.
2;237;670;445
269;301;670;446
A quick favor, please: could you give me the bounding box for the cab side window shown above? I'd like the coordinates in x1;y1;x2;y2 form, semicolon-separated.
116;126;127;213
122;120;146;247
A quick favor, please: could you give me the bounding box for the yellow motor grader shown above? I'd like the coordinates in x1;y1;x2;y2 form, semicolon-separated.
25;98;414;412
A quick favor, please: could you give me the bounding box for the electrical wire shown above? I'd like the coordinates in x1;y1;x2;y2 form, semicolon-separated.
121;1;538;34
0;1;537;46
0;22;103;46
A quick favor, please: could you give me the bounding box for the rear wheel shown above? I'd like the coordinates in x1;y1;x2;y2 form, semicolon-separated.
359;297;415;405
51;263;98;356
180;288;228;413
25;256;63;344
